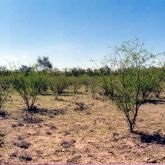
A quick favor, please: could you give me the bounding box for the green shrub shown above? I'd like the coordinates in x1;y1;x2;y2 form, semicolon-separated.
89;77;100;98
12;72;47;111
49;76;69;99
0;77;11;114
81;75;90;93
68;77;82;94
102;40;163;132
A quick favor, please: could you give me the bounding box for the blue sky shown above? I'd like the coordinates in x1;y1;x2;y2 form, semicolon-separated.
0;0;165;69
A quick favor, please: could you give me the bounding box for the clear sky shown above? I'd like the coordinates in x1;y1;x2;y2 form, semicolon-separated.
0;0;165;69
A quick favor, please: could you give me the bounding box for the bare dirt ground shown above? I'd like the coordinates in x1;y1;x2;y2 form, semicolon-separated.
0;93;165;164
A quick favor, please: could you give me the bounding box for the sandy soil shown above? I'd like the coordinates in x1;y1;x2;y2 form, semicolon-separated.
0;93;165;164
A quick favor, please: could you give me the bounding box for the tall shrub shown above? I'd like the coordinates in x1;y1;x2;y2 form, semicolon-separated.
102;40;163;132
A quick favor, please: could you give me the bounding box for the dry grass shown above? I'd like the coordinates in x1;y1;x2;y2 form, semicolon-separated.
0;93;165;164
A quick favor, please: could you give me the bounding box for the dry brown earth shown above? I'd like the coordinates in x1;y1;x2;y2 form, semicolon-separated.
0;93;165;164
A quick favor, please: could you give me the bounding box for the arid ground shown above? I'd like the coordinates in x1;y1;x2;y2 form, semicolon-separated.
0;93;165;164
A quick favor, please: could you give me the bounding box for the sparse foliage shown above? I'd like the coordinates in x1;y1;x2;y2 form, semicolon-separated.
0;77;11;114
12;73;47;112
49;76;69;99
102;40;164;132
19;65;33;75
37;56;53;71
89;77;99;98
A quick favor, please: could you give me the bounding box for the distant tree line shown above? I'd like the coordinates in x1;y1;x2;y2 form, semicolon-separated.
0;40;164;133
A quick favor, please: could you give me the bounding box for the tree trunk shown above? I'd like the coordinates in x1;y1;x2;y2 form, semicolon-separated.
129;122;135;133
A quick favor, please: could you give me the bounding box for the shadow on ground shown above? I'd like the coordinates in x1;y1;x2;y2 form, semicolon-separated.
28;106;66;116
143;99;165;105
135;131;165;145
21;106;66;123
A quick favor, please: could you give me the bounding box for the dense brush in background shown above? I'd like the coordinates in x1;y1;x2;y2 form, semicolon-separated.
0;40;164;133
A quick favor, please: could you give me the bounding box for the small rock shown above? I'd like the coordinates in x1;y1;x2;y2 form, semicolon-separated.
49;125;57;130
0;139;4;148
49;114;55;118
147;158;158;163
75;102;89;111
61;148;66;152
64;131;70;136
10;151;18;158
38;124;42;128
46;131;52;135
36;150;43;155
14;140;31;149
61;140;76;148
12;124;18;128
19;152;32;161
67;155;81;163
18;121;24;127
86;112;91;115
0;132;5;137
17;136;24;141
0;110;6;118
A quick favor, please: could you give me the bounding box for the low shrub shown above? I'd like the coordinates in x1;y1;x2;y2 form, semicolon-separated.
12;72;47;112
0;76;11;116
49;76;69;99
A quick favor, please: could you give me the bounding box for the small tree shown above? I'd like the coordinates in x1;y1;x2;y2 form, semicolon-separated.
89;77;99;98
99;65;111;75
102;40;163;132
12;73;47;112
70;67;85;77
0;77;11;116
69;77;82;94
81;75;90;93
37;56;53;71
19;65;32;73
49;76;69;100
0;66;9;76
19;65;33;77
86;68;94;76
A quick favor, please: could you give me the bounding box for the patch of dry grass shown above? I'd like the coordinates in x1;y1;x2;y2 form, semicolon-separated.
0;93;165;164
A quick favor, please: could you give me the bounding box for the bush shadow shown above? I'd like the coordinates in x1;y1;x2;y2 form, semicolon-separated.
28;106;65;116
143;99;165;105
134;131;165;145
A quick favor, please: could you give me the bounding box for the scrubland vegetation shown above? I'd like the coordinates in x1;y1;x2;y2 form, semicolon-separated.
0;40;165;164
